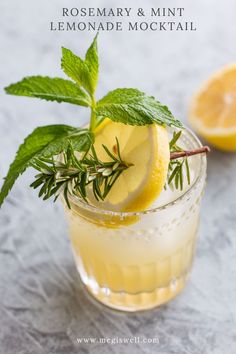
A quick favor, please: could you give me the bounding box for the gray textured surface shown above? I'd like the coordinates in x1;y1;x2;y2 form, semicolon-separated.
1;0;236;353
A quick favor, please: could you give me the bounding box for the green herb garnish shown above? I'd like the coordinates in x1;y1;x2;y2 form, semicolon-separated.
1;35;192;208
167;131;191;190
30;138;132;208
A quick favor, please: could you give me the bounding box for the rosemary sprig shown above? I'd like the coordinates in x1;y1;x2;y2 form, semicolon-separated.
167;131;191;191
30;139;132;208
30;130;208;208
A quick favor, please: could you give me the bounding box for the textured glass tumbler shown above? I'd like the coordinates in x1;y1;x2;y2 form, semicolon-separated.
65;128;207;312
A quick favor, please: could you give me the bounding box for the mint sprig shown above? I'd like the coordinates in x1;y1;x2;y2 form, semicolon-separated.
1;35;183;208
4;35;181;130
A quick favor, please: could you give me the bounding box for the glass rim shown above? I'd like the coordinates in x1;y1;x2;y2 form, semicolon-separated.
68;125;207;217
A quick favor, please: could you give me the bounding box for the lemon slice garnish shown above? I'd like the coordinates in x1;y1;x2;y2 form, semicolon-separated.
90;119;170;212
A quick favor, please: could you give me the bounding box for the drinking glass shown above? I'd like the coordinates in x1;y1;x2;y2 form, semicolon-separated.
64;127;207;311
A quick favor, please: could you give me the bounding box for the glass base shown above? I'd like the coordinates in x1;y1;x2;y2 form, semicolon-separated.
81;273;189;312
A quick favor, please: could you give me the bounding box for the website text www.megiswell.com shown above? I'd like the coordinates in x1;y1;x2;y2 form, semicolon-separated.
76;336;160;346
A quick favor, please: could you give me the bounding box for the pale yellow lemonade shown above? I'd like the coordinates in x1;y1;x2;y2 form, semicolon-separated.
65;127;206;311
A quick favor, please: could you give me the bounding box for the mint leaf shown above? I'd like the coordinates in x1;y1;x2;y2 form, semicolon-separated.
61;48;90;92
85;34;99;94
4;76;91;106
96;88;182;128
61;35;99;97
0;125;94;207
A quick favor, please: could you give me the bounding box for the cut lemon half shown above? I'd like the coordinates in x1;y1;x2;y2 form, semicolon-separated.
189;64;236;151
89;119;170;212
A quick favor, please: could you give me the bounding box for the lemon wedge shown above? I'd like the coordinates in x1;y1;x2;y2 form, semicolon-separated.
189;64;236;151
89;119;170;212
